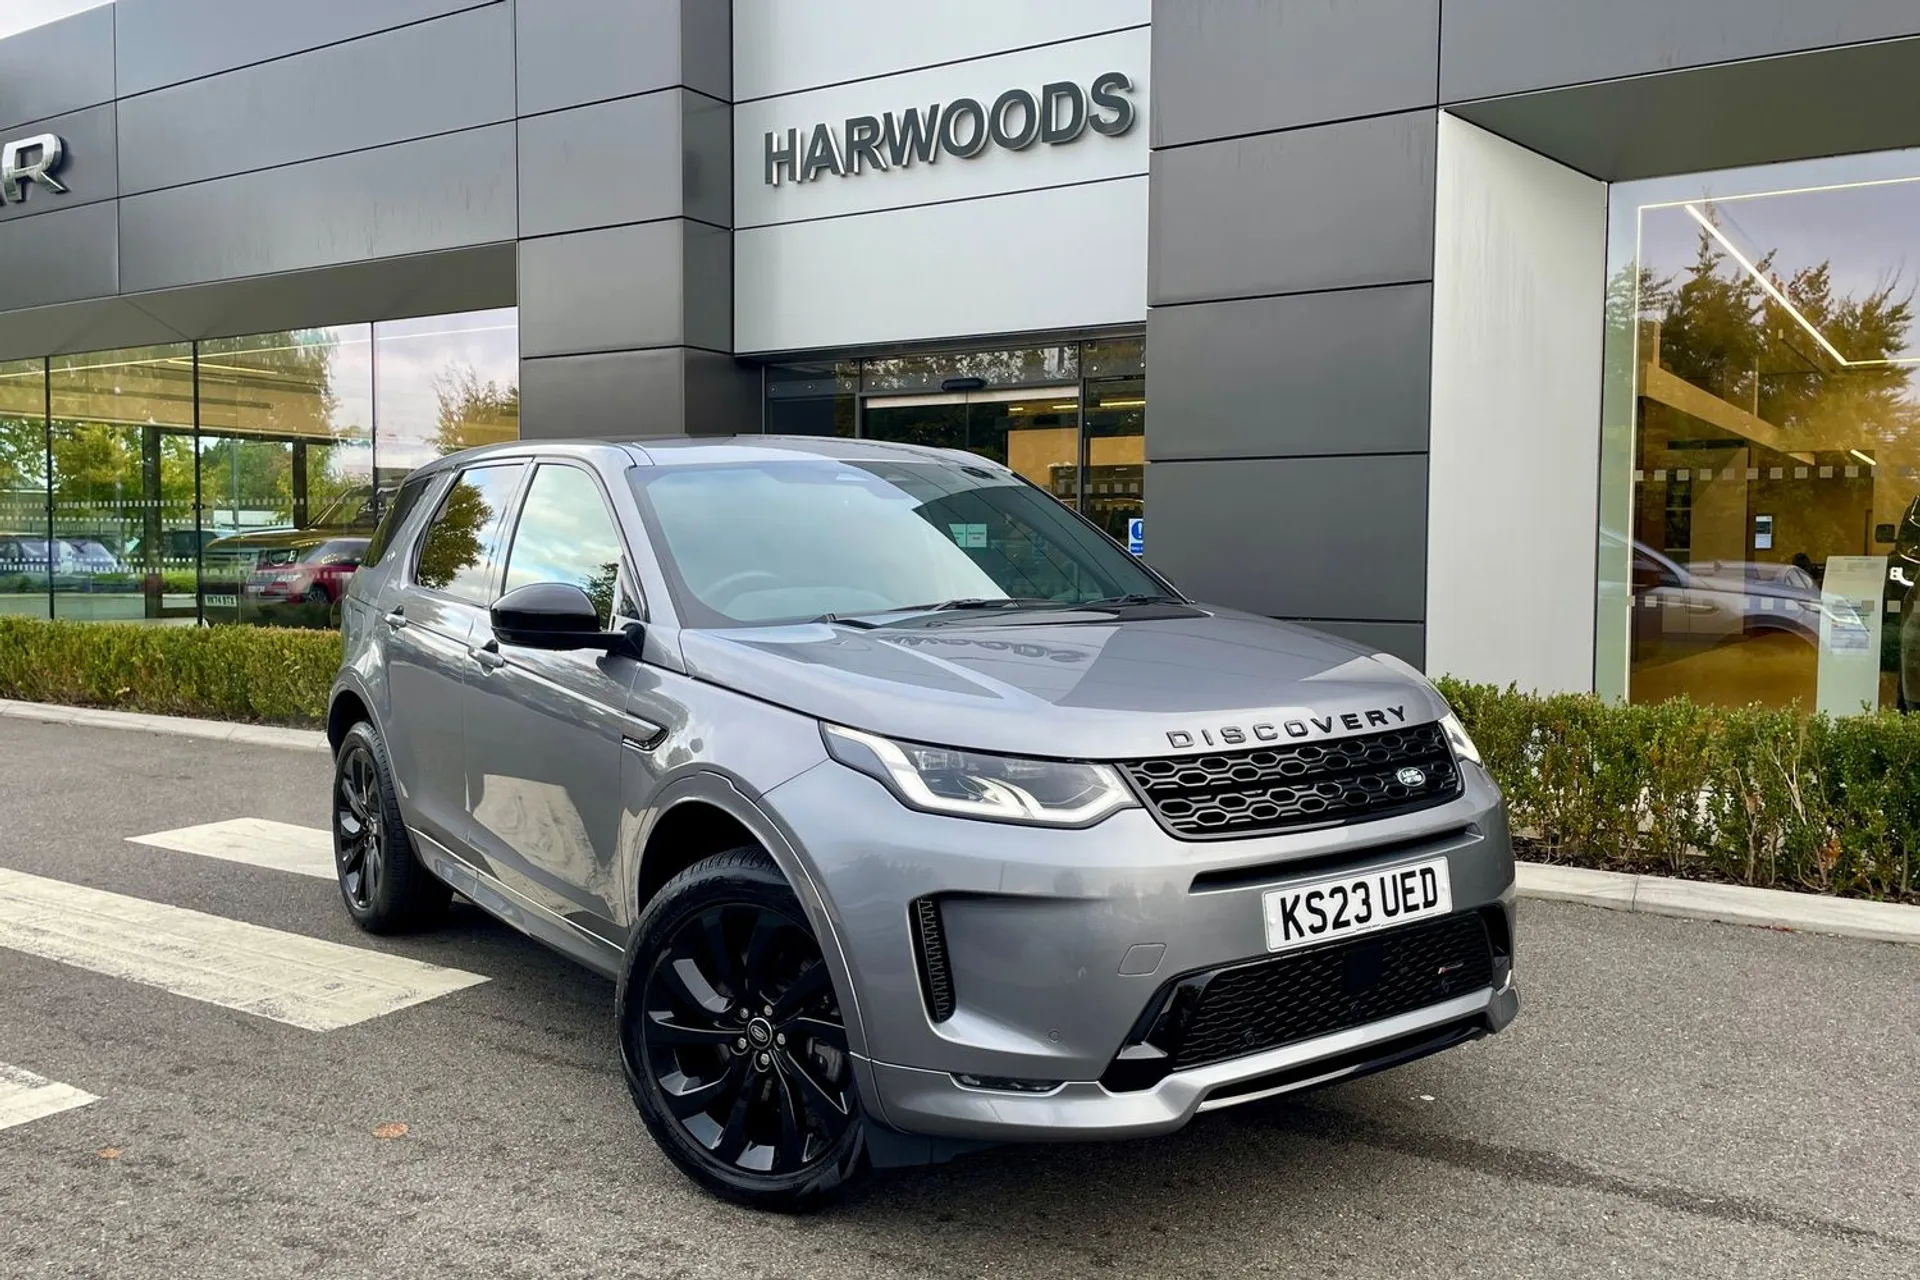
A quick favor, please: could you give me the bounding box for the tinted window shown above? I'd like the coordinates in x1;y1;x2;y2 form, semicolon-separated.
502;465;632;628
414;463;526;604
362;474;431;569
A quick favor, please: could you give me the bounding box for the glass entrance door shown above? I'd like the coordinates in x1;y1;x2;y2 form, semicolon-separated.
862;387;1082;503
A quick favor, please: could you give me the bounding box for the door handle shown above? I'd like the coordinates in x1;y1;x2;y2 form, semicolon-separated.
383;607;407;631
470;639;505;671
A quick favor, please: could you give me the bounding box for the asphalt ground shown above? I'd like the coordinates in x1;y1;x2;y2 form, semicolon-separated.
1;717;1915;1279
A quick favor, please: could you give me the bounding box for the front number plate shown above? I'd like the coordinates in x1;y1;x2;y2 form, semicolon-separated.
1261;857;1452;953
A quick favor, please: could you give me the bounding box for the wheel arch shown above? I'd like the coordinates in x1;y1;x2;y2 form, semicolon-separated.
627;771;871;1061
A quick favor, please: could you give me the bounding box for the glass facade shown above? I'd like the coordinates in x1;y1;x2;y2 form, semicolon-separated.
761;334;1147;551
1599;150;1920;714
0;308;517;629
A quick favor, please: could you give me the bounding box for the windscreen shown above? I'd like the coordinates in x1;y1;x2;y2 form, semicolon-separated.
628;457;1164;627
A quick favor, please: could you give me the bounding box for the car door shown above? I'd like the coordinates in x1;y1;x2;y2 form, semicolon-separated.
379;460;528;856
461;459;645;946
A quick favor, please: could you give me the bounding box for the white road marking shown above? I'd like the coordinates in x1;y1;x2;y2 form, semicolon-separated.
0;1062;99;1132
128;818;337;881
0;868;487;1031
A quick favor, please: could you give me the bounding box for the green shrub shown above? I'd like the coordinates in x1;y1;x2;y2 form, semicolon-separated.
0;616;340;726
1437;678;1920;903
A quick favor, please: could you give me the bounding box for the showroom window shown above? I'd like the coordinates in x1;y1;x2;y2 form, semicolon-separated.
1597;150;1920;714
761;335;1147;551
0;307;518;630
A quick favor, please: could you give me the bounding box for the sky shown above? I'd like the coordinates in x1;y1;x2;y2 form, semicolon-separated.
0;0;106;41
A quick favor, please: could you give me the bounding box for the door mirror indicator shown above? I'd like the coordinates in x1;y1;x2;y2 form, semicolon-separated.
491;582;631;652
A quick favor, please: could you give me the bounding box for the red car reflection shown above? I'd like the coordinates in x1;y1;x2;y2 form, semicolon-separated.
241;536;370;622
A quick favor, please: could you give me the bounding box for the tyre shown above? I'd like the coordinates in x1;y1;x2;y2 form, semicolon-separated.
331;720;450;933
618;848;865;1211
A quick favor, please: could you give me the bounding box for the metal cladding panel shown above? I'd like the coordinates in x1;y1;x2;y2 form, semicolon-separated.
518;220;695;359
114;0;494;97
118;125;516;292
1441;0;1920;103
518;90;714;238
0;4;114;133
1143;454;1429;622
0;200;118;308
516;0;723;116
1145;284;1433;461
734;0;1149;101
0;103;116;224
736;178;1146;354
1149;111;1437;306
116;4;514;195
1151;0;1439;147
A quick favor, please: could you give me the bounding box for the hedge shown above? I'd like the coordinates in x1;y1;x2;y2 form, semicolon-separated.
0;619;1912;902
1439;679;1920;904
0;616;340;727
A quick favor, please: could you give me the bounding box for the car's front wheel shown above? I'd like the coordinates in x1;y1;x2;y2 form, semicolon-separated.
618;848;865;1211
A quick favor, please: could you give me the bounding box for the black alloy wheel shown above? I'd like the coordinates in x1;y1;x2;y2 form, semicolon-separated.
330;720;449;933
335;742;384;912
621;849;864;1209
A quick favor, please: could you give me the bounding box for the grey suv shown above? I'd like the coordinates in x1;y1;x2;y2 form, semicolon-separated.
327;437;1518;1209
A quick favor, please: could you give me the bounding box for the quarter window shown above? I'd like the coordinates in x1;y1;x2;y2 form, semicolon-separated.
414;462;526;604
362;473;433;569
502;464;634;628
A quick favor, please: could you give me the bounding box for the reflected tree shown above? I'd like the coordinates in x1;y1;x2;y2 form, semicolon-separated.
414;479;491;591
433;367;520;456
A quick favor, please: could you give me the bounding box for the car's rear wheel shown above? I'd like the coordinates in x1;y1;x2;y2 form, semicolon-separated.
332;720;450;933
618;848;865;1211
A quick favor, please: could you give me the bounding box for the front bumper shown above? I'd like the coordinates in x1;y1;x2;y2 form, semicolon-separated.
763;754;1518;1142
867;980;1517;1143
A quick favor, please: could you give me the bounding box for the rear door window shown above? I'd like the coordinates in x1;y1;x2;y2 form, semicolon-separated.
413;463;527;605
361;474;433;569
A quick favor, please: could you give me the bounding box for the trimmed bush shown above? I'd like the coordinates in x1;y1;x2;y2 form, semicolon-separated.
0;616;340;727
1439;678;1920;904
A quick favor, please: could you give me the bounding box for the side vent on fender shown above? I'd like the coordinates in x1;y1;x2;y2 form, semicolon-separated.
910;896;956;1022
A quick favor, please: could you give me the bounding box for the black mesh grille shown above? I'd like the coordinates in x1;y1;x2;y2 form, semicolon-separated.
1170;913;1493;1071
910;897;955;1022
1122;723;1460;839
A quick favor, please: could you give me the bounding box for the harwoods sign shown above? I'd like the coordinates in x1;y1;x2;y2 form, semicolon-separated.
764;72;1136;186
0;133;67;204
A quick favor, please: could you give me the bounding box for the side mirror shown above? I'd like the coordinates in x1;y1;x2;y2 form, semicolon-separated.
491;582;628;651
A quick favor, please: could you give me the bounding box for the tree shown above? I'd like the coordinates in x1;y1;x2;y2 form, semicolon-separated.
433;366;519;457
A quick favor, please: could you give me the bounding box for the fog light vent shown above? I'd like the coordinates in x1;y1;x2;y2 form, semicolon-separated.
910;896;956;1022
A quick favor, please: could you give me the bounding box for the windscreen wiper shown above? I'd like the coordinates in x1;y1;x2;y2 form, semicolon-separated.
1075;593;1187;607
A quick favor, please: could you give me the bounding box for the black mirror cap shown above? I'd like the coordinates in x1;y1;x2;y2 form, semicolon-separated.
491;581;626;651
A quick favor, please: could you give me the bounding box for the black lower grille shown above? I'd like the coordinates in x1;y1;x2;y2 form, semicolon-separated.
1122;723;1461;839
910;897;955;1022
1169;913;1493;1070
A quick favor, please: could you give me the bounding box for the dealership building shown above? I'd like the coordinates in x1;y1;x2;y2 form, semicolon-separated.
3;0;1920;714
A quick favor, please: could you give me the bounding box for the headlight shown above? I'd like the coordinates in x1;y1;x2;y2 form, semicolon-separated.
1440;712;1483;767
821;724;1135;826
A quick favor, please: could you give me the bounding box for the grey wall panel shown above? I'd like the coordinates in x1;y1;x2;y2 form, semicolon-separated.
1449;36;1920;182
117;5;513;195
1144;455;1428;620
683;90;733;229
1145;284;1433;461
680;0;732;103
119;125;516;292
0;297;189;363
518;91;688;238
0;201;117;309
683;349;761;435
1152;0;1439;148
1149;111;1436;305
517;0;705;117
1441;0;1920;103
1289;620;1425;668
682;222;732;353
519;221;692;359
0;104;117;223
521;348;686;438
0;4;113;133
114;0;493;97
